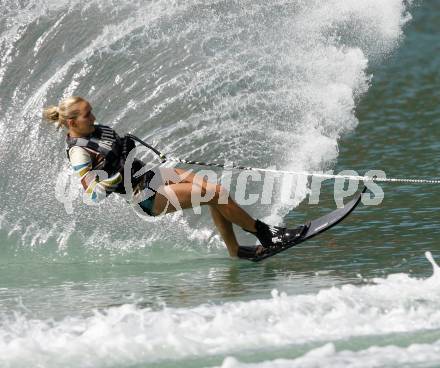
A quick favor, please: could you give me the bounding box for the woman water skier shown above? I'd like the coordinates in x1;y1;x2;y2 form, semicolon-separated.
43;96;305;259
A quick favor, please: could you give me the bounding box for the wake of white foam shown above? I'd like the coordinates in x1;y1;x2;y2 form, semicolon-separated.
1;252;439;367
220;340;440;368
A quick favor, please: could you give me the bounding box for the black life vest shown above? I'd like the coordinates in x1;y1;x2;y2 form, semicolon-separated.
66;124;143;194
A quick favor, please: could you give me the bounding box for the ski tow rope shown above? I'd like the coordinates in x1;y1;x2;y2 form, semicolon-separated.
127;135;440;185
164;157;440;185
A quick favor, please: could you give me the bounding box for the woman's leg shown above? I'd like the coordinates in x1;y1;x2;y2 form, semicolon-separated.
152;170;289;258
209;206;240;256
153;168;255;255
144;168;293;258
167;169;256;229
153;181;256;231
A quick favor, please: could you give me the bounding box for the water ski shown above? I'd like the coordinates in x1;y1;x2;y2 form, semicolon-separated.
240;186;367;262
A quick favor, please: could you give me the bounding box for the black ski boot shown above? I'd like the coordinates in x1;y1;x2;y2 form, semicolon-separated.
252;220;307;249
238;220;308;260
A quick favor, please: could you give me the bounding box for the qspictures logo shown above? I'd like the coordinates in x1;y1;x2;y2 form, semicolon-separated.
55;145;385;216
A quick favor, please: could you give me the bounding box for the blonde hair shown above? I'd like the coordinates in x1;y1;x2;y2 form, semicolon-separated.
42;96;86;129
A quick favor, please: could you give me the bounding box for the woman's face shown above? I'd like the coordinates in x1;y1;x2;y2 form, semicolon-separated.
68;101;96;136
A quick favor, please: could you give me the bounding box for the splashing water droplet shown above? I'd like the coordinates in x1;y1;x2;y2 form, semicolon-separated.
425;251;440;276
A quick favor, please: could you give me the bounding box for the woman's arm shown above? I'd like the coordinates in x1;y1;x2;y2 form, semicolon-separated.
69;146;123;203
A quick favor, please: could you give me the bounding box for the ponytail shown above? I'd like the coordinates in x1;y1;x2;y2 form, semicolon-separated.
42;106;61;128
42;96;85;129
